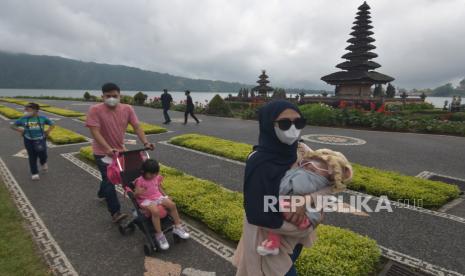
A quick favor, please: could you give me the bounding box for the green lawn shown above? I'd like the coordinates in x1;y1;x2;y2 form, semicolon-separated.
0;181;50;276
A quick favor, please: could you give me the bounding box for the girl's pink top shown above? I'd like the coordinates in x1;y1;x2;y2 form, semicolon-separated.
134;175;164;205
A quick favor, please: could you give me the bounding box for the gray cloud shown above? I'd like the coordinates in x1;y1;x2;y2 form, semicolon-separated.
0;0;464;89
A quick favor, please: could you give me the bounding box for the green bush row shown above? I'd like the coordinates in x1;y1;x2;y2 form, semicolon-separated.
41;106;85;117
0;98;50;107
0;105;23;119
78;146;381;276
126;122;167;135
46;125;87;145
299;104;465;136
78;116;167;135
170;134;460;209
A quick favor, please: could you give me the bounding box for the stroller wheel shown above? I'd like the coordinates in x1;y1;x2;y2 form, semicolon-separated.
119;222;136;236
173;234;181;243
143;244;154;256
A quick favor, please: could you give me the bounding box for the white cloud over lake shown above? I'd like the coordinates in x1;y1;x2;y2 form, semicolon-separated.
0;0;464;89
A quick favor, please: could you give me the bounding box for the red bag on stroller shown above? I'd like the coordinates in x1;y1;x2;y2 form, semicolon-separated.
107;153;124;185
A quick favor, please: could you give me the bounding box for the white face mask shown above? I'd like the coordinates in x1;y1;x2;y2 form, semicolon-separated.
104;97;120;107
24;111;33;116
274;125;301;145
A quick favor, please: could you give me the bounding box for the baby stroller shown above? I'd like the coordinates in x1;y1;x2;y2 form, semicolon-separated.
113;149;182;256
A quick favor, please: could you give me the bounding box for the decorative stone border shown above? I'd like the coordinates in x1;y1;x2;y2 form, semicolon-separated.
301;134;366;146
0;158;78;276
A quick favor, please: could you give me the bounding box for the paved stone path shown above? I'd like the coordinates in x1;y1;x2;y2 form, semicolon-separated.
1;99;465;275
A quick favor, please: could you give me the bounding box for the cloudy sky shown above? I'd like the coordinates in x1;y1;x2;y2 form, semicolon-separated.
0;0;464;89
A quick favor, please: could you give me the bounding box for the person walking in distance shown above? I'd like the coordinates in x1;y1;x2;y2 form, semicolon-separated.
86;82;155;223
160;89;173;124
183;90;199;124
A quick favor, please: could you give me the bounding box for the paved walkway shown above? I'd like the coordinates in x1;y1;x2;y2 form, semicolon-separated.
1;99;465;275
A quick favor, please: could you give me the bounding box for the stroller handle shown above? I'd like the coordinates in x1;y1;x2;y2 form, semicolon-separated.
115;148;152;171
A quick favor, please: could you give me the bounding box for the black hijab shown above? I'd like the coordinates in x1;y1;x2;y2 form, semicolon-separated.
243;100;302;229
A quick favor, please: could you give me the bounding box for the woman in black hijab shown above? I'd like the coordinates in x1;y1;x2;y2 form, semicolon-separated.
233;100;311;276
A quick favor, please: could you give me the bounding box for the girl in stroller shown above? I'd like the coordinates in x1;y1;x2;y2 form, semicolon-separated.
134;159;190;250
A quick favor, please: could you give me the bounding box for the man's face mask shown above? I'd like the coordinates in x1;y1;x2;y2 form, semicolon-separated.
104;96;120;107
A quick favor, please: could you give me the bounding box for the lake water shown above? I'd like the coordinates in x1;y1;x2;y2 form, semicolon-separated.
0;88;452;108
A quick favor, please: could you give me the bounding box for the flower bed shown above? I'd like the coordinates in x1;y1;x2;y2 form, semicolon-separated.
170;134;460;209
79;146;381;276
299;104;465;136
46;126;87;145
0;105;24;119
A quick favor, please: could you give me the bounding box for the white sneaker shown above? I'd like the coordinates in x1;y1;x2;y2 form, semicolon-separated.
41;163;48;172
31;174;40;181
155;233;170;250
173;225;190;239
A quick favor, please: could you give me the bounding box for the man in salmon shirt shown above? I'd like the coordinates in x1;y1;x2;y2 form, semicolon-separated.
86;83;155;223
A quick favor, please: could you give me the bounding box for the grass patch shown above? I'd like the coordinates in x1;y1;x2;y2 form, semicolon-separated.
0;105;24;119
78;116;167;134
0;181;50;276
40;107;85;117
0;98;50;107
46;125;87;145
170;133;461;209
170;133;252;162
127;122;167;135
79;146;381;275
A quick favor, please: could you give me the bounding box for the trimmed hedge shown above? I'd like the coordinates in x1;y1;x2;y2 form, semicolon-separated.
0;98;50;107
41;106;85;117
170;134;252;162
0;105;23;119
79;146;381;276
46;125;87;145
127;122;167;135
78;116;167;135
170;134;460;209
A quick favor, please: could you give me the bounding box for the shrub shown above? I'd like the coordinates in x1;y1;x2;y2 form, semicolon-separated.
240;108;259;120
133;92;148;105
401;103;435;111
206;95;232;117
83;92;91;101
46;126;87;145
79;116;167;135
0;105;23;119
126;122;167;135
449;112;465;122
79;146;381;275
169;134;460;208
120;95;133;104
299;104;340;126
40;106;85;117
0;98;50;107
170;134;252;162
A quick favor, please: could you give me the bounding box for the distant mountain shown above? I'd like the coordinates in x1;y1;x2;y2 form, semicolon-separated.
0;51;251;92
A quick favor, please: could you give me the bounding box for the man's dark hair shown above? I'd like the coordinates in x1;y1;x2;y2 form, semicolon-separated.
102;83;120;93
141;159;160;174
163;89;168;92
185;90;191;95
25;103;40;111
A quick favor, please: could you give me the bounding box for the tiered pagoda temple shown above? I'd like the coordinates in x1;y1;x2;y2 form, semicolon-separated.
321;1;394;98
252;70;274;97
